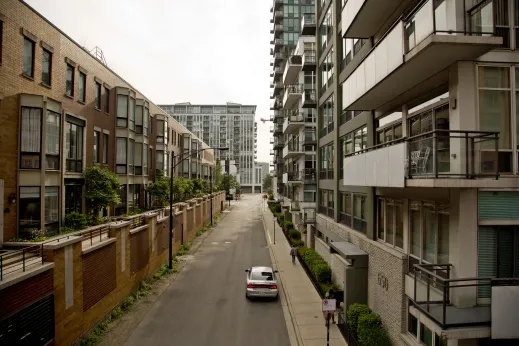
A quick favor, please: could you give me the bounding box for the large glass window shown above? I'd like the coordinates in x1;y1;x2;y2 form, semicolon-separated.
117;95;128;127
143;107;149;136
45;186;59;236
128;139;135;174
103;87;110;113
377;198;404;249
103;133;108;164
78;72;86;103
93;131;100;163
46;110;60;170
478;66;512;173
95;82;101;109
135;142;142;175
65;183;82;214
339;192;366;233
376;112;403;145
129;97;135;131
409;201;450;272
41;49;52;86
66;120;83;173
156;150;164;175
143;143;148;175
319;5;333;50
318;189;334;217
319;95;334;137
320;49;334;91
21;107;42;169
66;64;75;97
156;119;165;143
19;186;41;238
319;143;334;179
135;104;143;134
116;137;127;174
23;37;35;78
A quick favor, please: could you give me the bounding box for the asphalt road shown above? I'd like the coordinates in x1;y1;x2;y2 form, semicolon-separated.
124;195;290;346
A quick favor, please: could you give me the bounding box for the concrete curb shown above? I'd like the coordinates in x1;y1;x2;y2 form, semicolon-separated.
260;202;303;346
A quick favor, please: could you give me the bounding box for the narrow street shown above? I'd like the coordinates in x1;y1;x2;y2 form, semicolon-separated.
123;195;290;346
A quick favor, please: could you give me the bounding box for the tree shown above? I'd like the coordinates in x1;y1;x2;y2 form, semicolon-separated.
192;178;204;193
85;165;121;218
263;173;273;193
215;161;223;189
146;170;170;207
219;173;239;194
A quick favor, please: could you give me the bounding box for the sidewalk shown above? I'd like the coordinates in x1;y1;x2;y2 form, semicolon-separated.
260;201;347;346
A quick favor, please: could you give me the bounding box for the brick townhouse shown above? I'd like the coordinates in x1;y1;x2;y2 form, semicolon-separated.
0;0;215;244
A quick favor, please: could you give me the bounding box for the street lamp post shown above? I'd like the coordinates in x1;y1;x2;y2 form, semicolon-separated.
210;166;213;226
168;147;227;269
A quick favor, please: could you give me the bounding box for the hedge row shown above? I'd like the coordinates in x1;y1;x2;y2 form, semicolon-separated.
347;303;392;346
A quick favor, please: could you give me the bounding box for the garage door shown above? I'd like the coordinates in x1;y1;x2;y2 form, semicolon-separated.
0;294;54;345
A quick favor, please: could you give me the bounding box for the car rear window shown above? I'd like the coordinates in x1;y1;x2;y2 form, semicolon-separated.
251;271;274;281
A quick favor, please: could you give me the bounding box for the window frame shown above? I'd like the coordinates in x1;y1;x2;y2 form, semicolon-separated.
94;81;101;110
376;197;405;250
22;36;35;78
20;106;43;170
65;119;84;173
45;110;60;170
117;94;128;128
18;186;41;238
103;87;110;113
44;186;60;235
103;133;108;164
41;48;52;86
93;130;100;163
78;71;86;103
65;64;75;97
116;137;128;174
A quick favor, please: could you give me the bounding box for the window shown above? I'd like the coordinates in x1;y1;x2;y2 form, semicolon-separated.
103;133;108;164
319;143;334;179
78;72;86;103
339;192;367;233
117;95;128;127
103;87;110;113
46;110;60;170
116;185;127;215
129;97;135;130
143;107;149;136
128;139;134;174
339;133;353;177
45;186;59;235
376;113;403;145
66;64;75;97
94;82;101;109
319;95;334;137
319;5;333;49
20;107;42;169
143;143;148;175
0;20;3;64
320;49;334;92
65;118;84;173
116;137;127;174
23;37;35;78
342;38;368;70
41;49;52;86
478;66;512;173
19;186;41;238
304;184;316;202
135;142;143;175
65;183;82;214
377;198;404;249
156;119;165;143
135;104;143;134
156;149;164;174
408;201;450;272
318;189;334;217
93;131;100;163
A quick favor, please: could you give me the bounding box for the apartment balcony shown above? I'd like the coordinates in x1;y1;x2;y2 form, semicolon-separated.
274;66;283;77
283;171;303;184
274;51;285;64
342;0;405;38
300;14;316;36
283;112;305;135
343;130;500;189
342;1;502;111
273;110;284;120
273;122;283;135
273;81;283;93
302;50;316;71
303;129;317;144
302;207;316;224
302;89;316;108
283;84;303;109
273;0;283;10
274;10;283;21
270;70;274;77
274;24;283;35
270;149;275;155
273;137;285;149
407;263;519;337
291;200;301;211
282;140;305;159
270;35;274;44
283;55;302;85
274;39;284;51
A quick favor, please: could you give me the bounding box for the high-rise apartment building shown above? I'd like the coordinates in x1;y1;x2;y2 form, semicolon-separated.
269;0;316;204
160;103;260;193
0;0;214;244
311;0;519;345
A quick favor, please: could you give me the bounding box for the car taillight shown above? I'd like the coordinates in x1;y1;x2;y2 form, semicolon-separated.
247;284;254;289
270;285;277;289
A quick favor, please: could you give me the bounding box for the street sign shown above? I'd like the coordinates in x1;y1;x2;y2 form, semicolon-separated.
273;217;277;222
322;299;336;312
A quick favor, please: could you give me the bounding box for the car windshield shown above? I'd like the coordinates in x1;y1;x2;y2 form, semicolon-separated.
250;271;274;281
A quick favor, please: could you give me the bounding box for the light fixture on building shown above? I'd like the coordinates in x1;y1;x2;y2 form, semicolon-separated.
8;193;16;205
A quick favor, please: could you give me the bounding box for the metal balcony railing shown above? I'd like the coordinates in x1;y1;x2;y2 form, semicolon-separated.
411;263;519;329
303;50;316;64
287;140;304;152
285;84;304;94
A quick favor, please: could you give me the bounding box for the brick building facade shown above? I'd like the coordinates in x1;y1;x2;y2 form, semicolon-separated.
0;0;214;243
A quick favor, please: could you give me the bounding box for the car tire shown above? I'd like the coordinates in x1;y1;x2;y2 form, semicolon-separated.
273;295;279;301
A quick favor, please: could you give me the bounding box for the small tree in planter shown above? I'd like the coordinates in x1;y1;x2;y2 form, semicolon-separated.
146;170;170;206
85;165;121;220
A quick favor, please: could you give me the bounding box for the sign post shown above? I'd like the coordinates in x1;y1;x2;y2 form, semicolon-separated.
273;217;277;244
322;299;337;346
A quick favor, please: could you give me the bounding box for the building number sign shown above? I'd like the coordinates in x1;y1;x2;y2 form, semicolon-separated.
378;273;389;291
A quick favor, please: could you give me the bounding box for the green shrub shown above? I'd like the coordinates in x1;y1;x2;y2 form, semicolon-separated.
268;194;274;200
347;303;373;338
291;239;305;247
274;204;282;213
65;212;89;230
121;296;135;312
59;226;75;235
312;262;332;283
357;312;392;346
284;221;294;230
289;229;301;240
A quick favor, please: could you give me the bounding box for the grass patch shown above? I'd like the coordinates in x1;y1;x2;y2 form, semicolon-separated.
176;242;192;256
80;261;177;345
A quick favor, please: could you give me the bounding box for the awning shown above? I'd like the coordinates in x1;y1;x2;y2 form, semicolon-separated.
330;241;368;268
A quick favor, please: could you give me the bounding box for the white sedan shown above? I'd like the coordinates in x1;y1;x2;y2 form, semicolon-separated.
245;266;279;300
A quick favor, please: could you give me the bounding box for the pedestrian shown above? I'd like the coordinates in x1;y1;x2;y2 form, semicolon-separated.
290;245;297;264
325;288;336;325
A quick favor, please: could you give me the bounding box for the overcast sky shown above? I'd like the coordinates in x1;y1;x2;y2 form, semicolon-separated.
26;0;273;165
